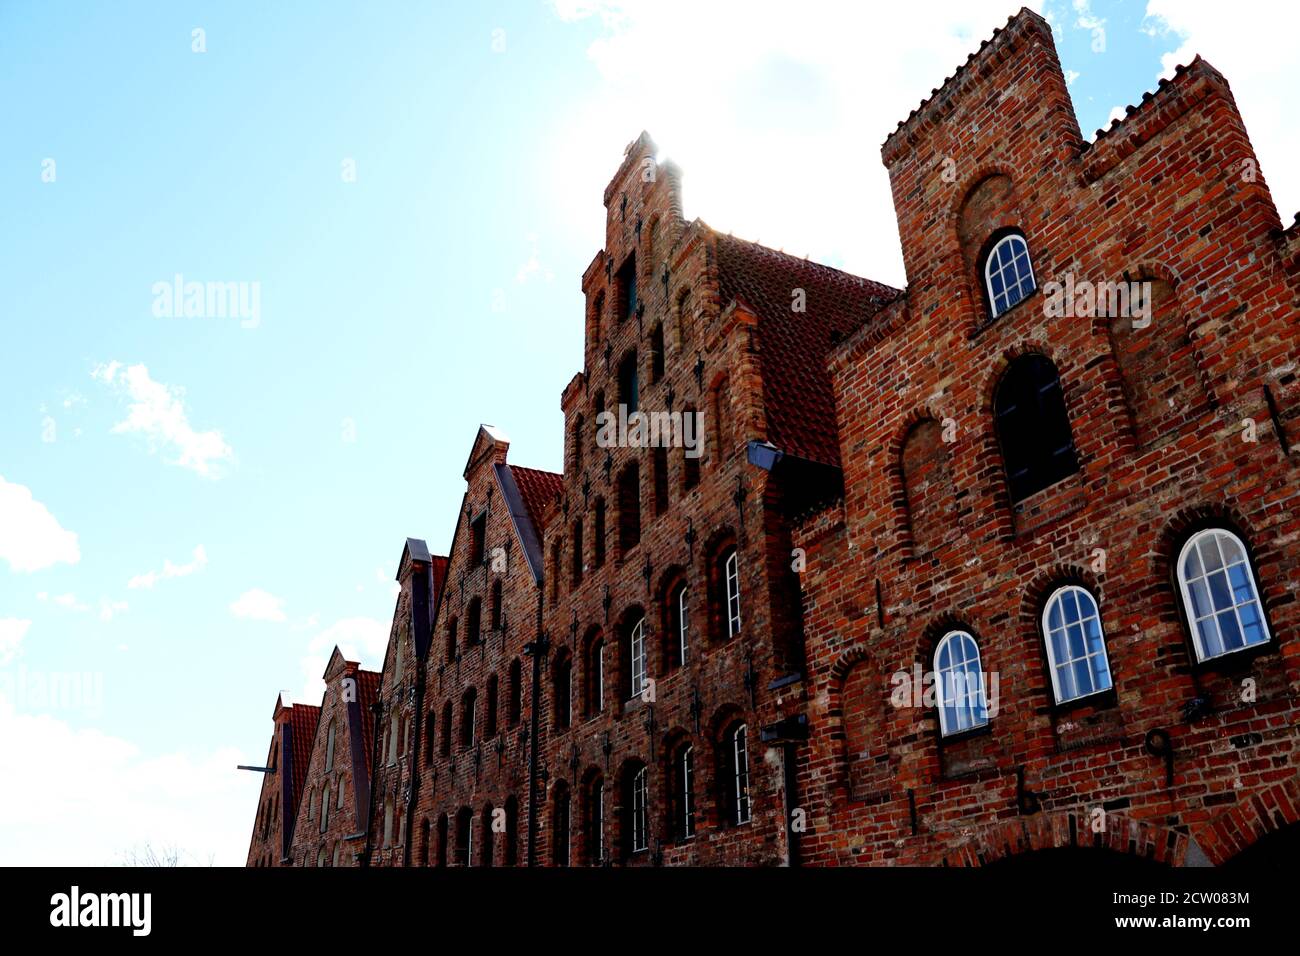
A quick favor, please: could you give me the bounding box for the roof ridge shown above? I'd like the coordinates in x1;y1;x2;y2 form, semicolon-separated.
710;228;899;296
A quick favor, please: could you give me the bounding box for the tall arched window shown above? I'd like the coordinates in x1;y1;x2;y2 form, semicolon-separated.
455;806;472;866
667;581;689;669
419;818;431;866
623;764;649;857
674;744;695;841
440;700;452;756
424;709;436;765
933;630;989;736
446;617;458;664
994;354;1079;502
436;813;449;867
554;652;573;731
1042;585;1113;703
1177;529;1270;661
983;232;1036;317
507;658;522;727
571;518;584;587
593;497;607;568
504;795;520;866
490;579;503;630
723;548;741;639
552;784;571;866
319;781;331;832
583;775;605;865
586;633;606;716
625;616;647;700
723;723;751;825
460;687;477;749
466;598;482;646
617;462;641;556
485;673;499;739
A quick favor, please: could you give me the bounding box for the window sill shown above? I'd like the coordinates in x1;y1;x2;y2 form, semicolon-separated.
1191;639;1274;678
1049;686;1117;719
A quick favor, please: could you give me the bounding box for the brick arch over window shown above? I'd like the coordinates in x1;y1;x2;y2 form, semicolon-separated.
656;564;689;671
702;528;739;644
954;171;1029;322
827;650;893;801
894;414;960;555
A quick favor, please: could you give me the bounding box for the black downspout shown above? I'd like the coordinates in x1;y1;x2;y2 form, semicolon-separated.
525;587;548;867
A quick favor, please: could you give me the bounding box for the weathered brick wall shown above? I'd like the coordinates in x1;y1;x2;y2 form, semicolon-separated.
794;9;1300;866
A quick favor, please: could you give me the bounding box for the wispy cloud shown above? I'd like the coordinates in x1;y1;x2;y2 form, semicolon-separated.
0;619;30;665
128;545;208;590
91;362;234;479
229;588;287;623
0;476;80;573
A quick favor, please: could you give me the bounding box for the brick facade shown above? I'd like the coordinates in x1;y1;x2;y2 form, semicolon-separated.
246;7;1300;868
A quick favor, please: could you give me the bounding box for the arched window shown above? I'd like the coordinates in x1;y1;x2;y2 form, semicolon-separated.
440;700;452;757
571;518;584;587
1042;586;1113;703
673;744;695;841
423;709;436;765
720;723;751;826
625;616;647;700
436;813;449;867
460;688;477;749
382;795;394;848
552;784;571;866
320;781;331;832
617;462;641;556
466;598;482;646
507;658;522;727
583;775;605;865
593;497;607;568
723;548;741;639
446;617;458;664
455;806;472;866
386;710;399;765
324;720;336;770
618;350;639;414
485;673;499;739
994;354;1079;502
622;764;649;858
554;652;573;731
933;631;989;736
586;632;606;716
1177;529;1270;662
983;232;1036;317
480;804;495;868
652;446;669;515
490;579;503;630
504;795;520;866
664;580;689;670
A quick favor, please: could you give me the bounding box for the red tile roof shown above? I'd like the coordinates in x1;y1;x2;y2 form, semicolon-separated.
713;232;899;467
287;704;320;825
509;465;564;535
356;669;382;775
430;555;449;605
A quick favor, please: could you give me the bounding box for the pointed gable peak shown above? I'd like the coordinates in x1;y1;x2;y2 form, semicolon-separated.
464;424;511;480
322;646;353;683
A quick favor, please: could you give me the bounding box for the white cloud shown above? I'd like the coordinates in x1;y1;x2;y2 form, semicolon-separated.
0;476;80;573
99;599;129;622
0;619;30;666
296;616;387;706
546;0;1047;287
92;362;234;479
36;592;129;622
41;415;56;443
229;588;287;622
0;693;258;865
1144;0;1300;225
128;544;208;589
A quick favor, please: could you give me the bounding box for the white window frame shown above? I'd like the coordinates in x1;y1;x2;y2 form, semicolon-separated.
629;617;647;700
724;550;741;638
679;745;695;840
1041;585;1113;704
732;724;751;825
984;233;1037;318
677;585;690;666
1177;528;1271;662
592;784;606;865
631;766;648;852
934;630;990;736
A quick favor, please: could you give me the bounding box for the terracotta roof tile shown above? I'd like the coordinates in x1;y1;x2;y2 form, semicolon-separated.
287;704;320;825
713;232;899;467
509;465;564;536
356;669;382;775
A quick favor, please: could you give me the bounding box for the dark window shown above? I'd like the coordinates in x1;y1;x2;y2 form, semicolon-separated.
618;351;639;414
719;722;751;826
446;617;458;664
621;763;649;858
681;406;700;491
419;818;431;866
468;512;487;567
440;701;452;756
553;785;571;866
994;354;1079;502
593;497;607;568
617;254;637;322
504;796;520;866
423;709;436;765
554;653;573;731
652;446;669;515
466;598;482;646
485;673;499;739
673;744;695;841
584;776;605;865
571;519;584;587
460;687;477;749
455;807;472;866
490;579;503;630
507;658;522;727
550;538;562;605
436;814;449;867
586;635;606;716
617;463;641;556
573;414;585;473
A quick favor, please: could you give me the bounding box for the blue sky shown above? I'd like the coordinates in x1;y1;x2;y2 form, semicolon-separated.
1;1;1294;865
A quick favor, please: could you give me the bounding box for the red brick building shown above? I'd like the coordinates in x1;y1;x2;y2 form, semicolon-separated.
246;7;1299;868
